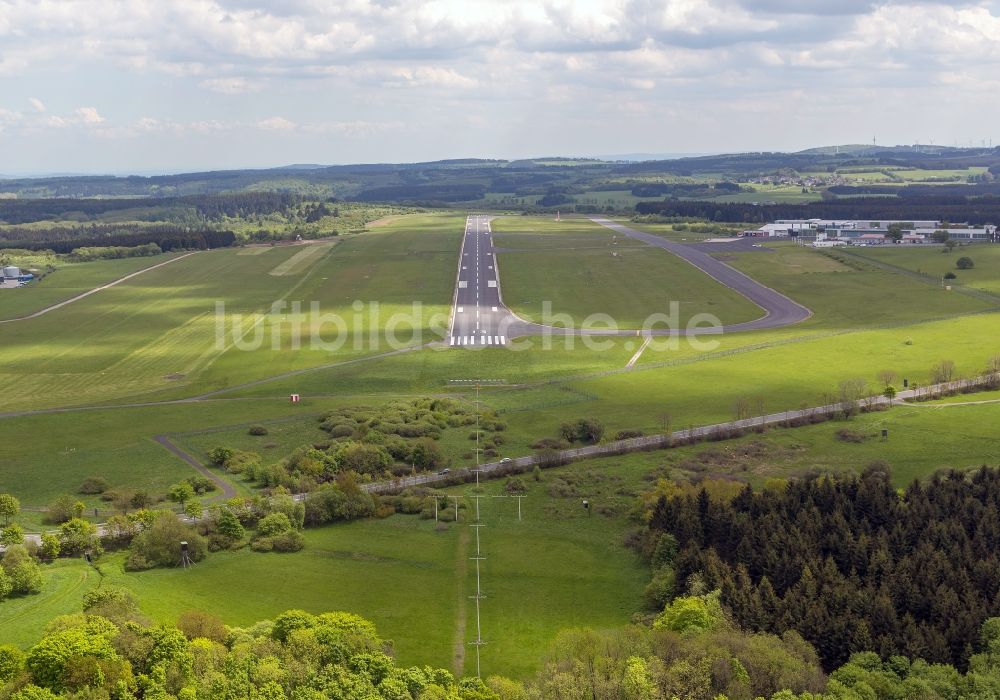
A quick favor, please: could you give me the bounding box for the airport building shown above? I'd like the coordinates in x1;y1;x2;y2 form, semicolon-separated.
748;219;997;243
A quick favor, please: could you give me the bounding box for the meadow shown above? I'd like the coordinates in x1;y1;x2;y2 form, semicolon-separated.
6;399;1000;677
0;254;178;321
6;208;1000;681
0;213;463;412
493;216;763;328
0;453;650;680
849;243;1000;294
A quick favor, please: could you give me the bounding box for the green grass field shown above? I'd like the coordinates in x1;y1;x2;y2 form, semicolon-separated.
8;399;1000;678
0;254;180;321
0;213;462;412
724;241;997;328
7;208;1000;681
849;244;1000;294
0;454;649;680
493;217;762;328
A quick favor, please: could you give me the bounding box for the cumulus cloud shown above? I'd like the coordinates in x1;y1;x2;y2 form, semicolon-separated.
2;0;1000;166
75;107;105;125
257;116;296;130
199;77;263;94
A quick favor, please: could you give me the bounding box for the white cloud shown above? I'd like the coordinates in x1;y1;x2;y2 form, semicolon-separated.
2;0;1000;168
257;116;296;130
75;107;105;125
199;77;263;94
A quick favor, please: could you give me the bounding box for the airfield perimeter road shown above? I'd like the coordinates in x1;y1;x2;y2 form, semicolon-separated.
446;215;811;345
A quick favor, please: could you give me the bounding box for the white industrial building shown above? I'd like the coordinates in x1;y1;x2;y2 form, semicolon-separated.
748;219;997;244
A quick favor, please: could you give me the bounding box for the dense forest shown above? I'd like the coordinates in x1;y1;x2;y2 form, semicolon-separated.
0;225;236;253
644;465;1000;672
636;196;1000;226
0;193;300;226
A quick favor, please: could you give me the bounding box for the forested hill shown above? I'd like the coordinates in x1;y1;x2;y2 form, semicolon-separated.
3;146;1000;202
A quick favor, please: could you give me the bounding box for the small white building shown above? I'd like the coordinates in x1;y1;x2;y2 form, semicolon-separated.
2;266;21;279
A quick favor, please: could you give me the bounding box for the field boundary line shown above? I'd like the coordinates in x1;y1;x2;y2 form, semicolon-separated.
0;252;199;324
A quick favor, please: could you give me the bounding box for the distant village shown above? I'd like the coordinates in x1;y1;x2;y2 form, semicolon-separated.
745;220;999;247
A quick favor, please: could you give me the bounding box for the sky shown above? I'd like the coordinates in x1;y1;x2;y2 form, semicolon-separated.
2;0;1000;174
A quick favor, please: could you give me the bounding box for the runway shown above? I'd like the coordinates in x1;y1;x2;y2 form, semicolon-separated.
445;215;811;346
448;215;532;346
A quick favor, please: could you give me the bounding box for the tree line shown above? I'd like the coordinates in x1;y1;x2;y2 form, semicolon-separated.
635;195;1000;226
0;224;236;252
0;192;301;225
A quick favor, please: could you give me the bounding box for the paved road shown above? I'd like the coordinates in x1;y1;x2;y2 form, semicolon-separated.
449;215;533;346
153;435;236;500
590;219;812;332
365;377;974;494
8;376;983;543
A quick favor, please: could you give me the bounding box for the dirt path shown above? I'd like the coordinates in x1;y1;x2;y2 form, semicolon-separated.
452;523;470;676
0;252;199;324
153;435;236;500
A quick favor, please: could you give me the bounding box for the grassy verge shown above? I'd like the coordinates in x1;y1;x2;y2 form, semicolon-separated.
493;217;762;328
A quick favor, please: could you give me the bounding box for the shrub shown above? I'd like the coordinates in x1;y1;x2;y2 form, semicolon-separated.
45;495;83;525
332;442;392;476
324;424;355;439
177;610;227;643
614;429;645;440
248;425;269;436
185;476;217;495
0;643;25;683
944;271;957;280
957;256;974;269
835;428;867;443
504;477;527;495
78;477;109;495
215;508;246;542
653;590;728;633
269;530;305;552
0;524;24;548
58;519;100;556
7;560;42;594
0;568;12;599
256;512;292;537
127;512;207;569
644;567;677;610
530;437;569;450
208;447;235;466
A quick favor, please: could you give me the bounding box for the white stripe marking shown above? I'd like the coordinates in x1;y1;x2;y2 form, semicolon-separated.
449;336;455;346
